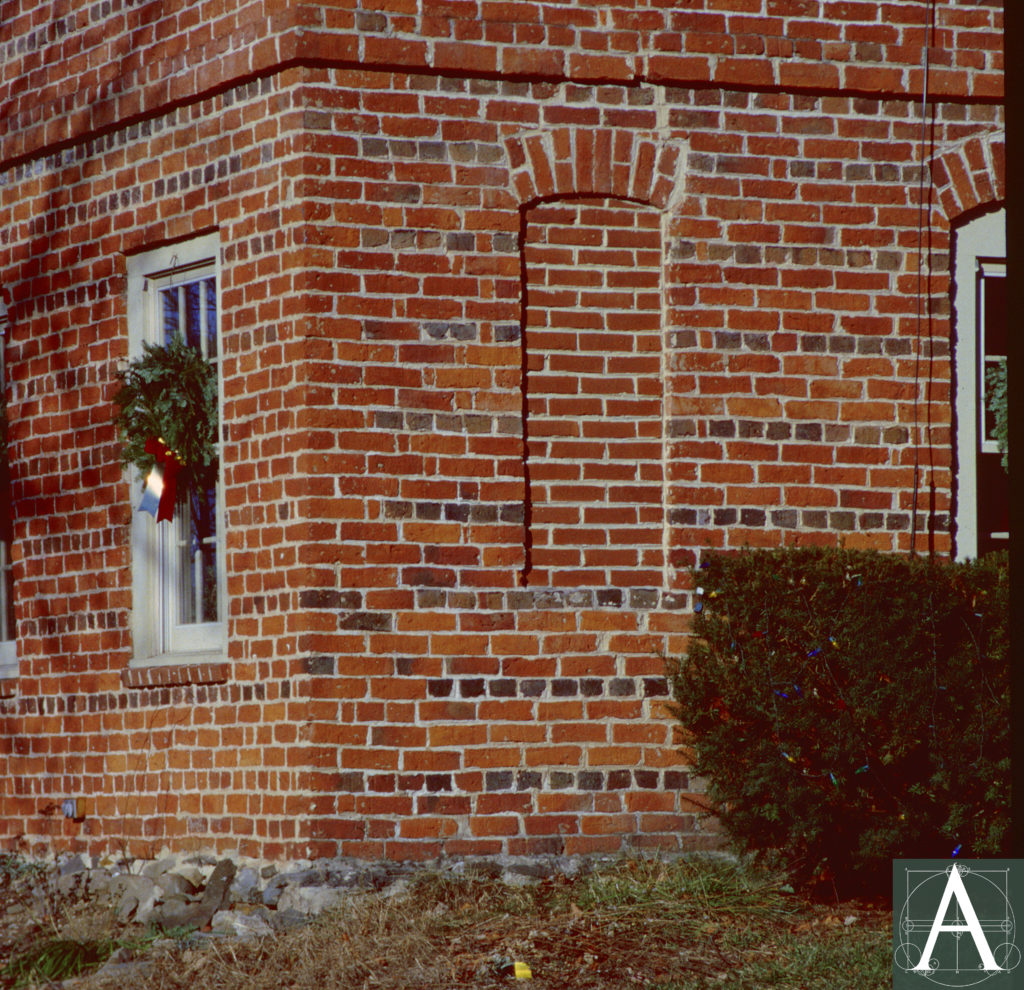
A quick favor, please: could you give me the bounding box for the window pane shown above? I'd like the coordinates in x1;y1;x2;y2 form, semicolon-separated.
983;359;1004;443
205;277;217;361
184;281;202;352
160;286;179;343
980;273;1007;445
174;483;218;626
160;277;218;354
983;276;1007;357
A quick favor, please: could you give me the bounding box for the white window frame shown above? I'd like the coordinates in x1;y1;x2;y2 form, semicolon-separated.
953;208;1005;561
126;233;226;666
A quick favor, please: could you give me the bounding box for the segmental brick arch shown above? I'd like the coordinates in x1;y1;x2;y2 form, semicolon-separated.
506;124;685;589
931;130;1005;223
504;127;687;209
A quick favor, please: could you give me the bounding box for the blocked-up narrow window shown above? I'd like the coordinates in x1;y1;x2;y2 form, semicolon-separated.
523;197;664;589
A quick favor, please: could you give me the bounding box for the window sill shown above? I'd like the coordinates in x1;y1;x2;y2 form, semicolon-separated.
122;660;229;689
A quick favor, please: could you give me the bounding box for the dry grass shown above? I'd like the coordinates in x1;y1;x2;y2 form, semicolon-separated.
3;856;892;990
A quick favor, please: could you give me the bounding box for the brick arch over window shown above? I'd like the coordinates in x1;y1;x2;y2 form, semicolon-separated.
933;130;1007;562
504;128;687;210
930;130;1005;224
504;127;686;592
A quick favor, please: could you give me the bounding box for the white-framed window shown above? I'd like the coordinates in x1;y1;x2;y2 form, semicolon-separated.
953;207;1008;560
127;233;226;664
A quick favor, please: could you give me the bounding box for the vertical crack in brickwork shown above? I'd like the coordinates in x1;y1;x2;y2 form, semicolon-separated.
660;202;673;592
518;205;534;586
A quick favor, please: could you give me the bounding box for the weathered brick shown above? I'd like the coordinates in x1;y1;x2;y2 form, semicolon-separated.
0;0;998;863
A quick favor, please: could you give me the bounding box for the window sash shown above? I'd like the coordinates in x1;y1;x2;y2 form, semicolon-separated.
152;272;222;654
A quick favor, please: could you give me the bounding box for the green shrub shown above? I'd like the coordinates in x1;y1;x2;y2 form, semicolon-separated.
666;548;1009;897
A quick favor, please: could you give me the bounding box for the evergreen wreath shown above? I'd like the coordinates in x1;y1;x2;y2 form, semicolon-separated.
113;333;218;492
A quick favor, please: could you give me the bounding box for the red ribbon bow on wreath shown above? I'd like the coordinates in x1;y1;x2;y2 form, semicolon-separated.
138;436;183;523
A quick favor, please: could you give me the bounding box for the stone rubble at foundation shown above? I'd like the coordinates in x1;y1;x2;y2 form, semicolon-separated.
34;848;602;945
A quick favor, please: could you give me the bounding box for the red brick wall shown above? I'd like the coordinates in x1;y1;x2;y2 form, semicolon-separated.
0;1;1004;862
0;70;320;859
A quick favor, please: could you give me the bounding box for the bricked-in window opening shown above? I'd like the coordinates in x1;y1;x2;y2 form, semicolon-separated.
522;197;664;589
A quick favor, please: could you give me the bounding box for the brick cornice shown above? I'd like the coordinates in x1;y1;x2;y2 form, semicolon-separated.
0;0;1003;174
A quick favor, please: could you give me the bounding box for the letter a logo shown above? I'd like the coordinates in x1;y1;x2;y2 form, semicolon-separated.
894;859;1022;988
914;865;1002;972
